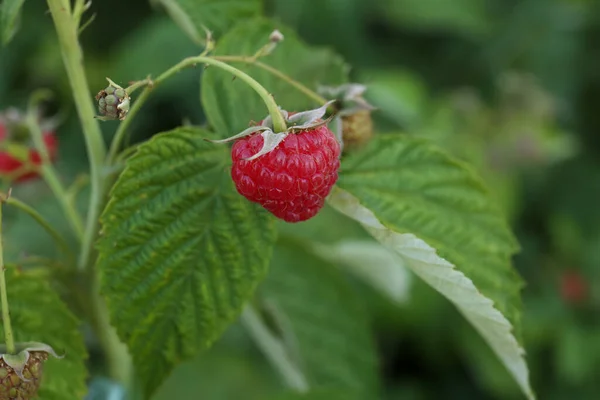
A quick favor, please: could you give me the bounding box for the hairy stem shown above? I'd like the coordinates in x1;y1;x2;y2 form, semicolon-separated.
107;55;288;163
213;56;328;105
241;306;309;392
47;0;131;387
46;0;107;271
0;201;15;354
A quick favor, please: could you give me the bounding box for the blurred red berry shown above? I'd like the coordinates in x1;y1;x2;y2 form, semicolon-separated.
560;270;588;304
0;118;58;182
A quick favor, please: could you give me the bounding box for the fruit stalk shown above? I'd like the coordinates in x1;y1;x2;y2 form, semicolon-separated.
213;56;328;105
108;56;288;163
0;198;15;355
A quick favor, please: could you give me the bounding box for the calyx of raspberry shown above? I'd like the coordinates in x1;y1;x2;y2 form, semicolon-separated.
207;100;337;161
318;84;375;117
0;342;61;380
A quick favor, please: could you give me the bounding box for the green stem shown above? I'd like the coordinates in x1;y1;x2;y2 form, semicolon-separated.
42;166;85;239
0;201;15;355
107;55;288;164
25;110;85;240
214;56;328;105
47;0;131;388
89;272;132;385
125;78;152;95
4;197;75;263
241;306;309;392
46;0;107;271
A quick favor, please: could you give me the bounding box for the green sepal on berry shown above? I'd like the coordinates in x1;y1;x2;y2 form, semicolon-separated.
319;84;376;152
206;100;337;161
95;78;131;121
0;342;61;399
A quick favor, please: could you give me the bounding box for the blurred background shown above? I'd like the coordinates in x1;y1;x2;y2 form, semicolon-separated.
1;0;600;399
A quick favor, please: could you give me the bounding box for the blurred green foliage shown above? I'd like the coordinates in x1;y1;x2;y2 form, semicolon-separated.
2;0;600;399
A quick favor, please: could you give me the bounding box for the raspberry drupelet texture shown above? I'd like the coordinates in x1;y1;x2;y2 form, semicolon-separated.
0;351;48;399
231;125;341;223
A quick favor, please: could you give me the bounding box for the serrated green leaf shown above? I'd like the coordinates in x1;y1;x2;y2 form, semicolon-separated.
170;0;262;37
0;267;87;400
202;18;348;137
260;241;380;398
97;127;277;397
327;134;533;400
1;0;25;45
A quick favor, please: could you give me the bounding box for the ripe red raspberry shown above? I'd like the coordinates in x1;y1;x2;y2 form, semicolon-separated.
231;125;340;223
0;115;58;182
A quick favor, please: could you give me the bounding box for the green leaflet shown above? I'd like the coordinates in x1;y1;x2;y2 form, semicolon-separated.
170;0;262;38
260;241;380;399
97;127;277;397
328;134;533;399
202;18;348;137
0;267;87;400
0;0;25;45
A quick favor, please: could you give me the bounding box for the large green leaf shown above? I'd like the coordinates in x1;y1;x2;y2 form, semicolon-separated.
383;0;490;36
0;0;25;45
312;239;412;305
0;267;87;399
171;0;262;37
327;134;534;399
268;389;357;400
202;18;348;137
97;127;277;396
259;241;380;398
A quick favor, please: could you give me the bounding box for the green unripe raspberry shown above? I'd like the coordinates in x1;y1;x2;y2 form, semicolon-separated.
96;79;131;121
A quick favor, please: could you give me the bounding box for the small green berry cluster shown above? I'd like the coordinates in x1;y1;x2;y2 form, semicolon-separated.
0;352;48;399
96;79;130;121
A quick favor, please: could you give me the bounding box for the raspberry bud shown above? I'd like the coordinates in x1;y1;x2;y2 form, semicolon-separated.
96;78;130;121
319;84;376;152
341;109;374;151
0;343;61;400
269;29;284;43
